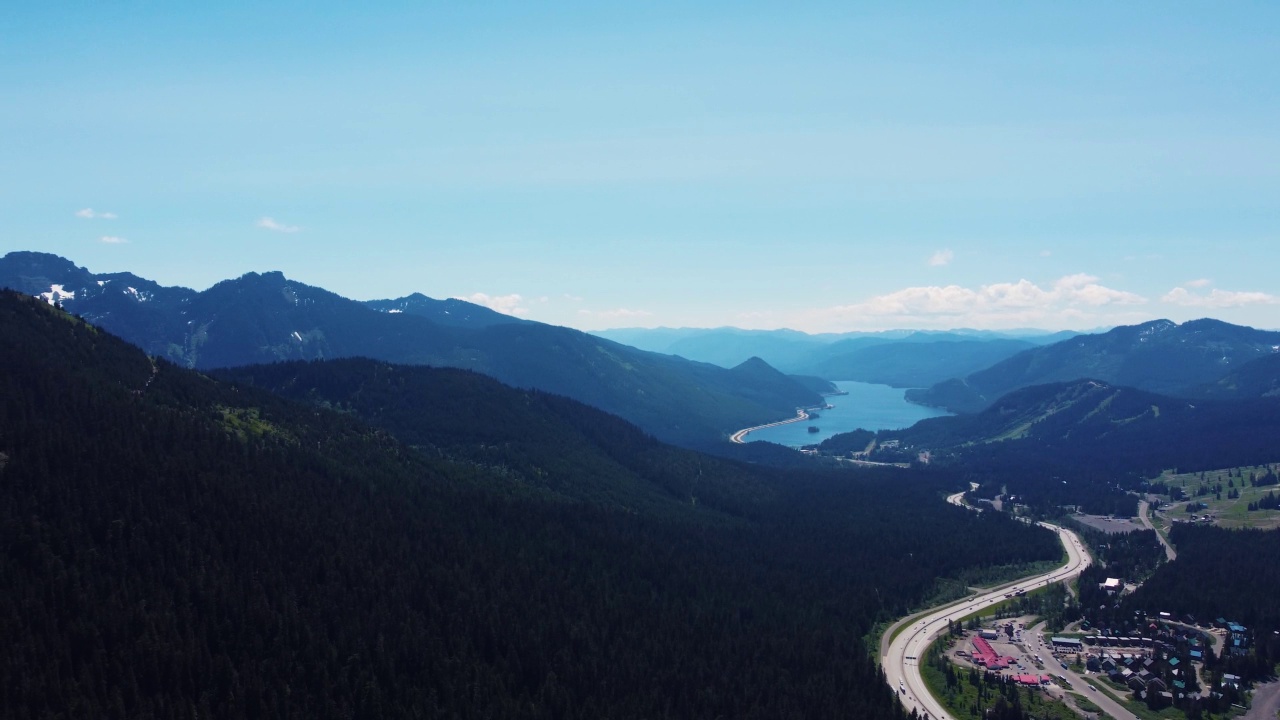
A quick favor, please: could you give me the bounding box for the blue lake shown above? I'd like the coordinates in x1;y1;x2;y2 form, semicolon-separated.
744;380;952;447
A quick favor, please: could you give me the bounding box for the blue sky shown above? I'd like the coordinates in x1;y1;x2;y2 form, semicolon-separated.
4;2;1278;332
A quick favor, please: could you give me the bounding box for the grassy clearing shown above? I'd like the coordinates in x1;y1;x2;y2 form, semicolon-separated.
218;406;295;443
1153;463;1280;530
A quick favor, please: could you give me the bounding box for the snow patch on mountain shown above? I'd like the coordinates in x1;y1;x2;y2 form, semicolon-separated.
40;284;75;305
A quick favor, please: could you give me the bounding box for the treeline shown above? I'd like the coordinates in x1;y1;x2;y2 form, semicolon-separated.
965;458;1138;517
1249;491;1280;511
0;293;1061;719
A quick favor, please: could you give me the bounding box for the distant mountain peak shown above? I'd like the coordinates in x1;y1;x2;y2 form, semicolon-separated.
363;292;523;328
732;356;774;372
1139;319;1176;332
229;270;288;286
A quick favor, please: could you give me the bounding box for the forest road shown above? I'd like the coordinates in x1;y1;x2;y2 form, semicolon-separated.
1138;499;1177;561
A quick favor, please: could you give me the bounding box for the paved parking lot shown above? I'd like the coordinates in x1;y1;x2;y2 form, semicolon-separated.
1073;514;1144;534
946;616;1050;674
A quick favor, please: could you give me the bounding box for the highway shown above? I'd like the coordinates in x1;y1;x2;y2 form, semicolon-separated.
728;408;809;444
882;493;1093;720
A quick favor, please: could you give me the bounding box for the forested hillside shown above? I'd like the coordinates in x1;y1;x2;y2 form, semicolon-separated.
1192;353;1280;399
215;358;781;519
0;292;1062;719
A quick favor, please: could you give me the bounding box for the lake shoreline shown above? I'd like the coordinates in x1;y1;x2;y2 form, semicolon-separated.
743;380;952;448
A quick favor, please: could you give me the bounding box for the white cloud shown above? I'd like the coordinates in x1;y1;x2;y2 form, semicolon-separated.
1162;286;1278;308
1185;278;1212;288
793;274;1147;331
928;249;954;266
1039;249;1052;257
256;216;300;233
76;208;117;219
454;292;529;316
1052;273;1146;306
99;235;128;244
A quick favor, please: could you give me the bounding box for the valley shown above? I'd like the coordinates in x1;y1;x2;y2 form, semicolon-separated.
8;6;1278;718
3;262;1279;720
0;291;1068;719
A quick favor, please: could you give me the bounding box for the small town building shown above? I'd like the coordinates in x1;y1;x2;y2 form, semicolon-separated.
1051;636;1083;651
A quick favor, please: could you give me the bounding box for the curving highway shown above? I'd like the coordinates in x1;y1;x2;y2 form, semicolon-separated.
882;494;1093;720
728;408;809;444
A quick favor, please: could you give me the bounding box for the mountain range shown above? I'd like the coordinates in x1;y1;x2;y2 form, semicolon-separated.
593;325;1079;387
9;250;1280;451
0;251;819;446
907;319;1280;412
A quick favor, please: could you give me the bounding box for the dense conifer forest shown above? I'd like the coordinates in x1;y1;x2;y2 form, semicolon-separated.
1123;524;1280;661
0;293;1061;719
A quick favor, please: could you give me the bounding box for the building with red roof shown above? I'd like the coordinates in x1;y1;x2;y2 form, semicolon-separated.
971;637;1017;670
